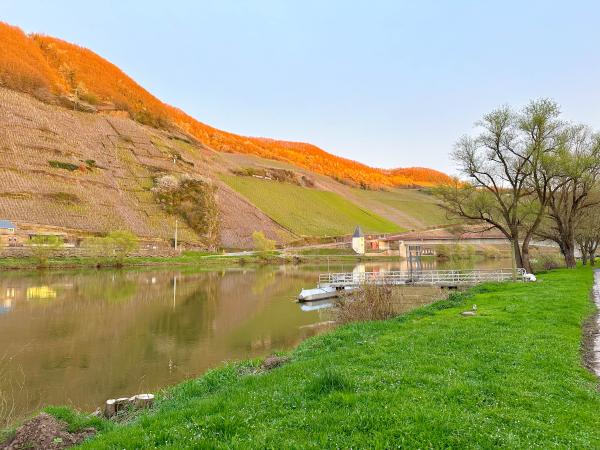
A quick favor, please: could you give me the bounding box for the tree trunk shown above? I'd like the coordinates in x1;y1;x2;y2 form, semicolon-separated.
582;251;588;265
563;240;577;268
520;233;533;273
520;243;532;273
590;242;598;266
512;238;524;270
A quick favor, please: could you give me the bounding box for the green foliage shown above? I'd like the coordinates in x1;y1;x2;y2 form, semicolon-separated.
82;236;111;258
48;160;79;171
221;175;401;236
531;253;564;273
153;175;220;249
436;243;475;261
305;369;353;397
231;167;304;185
78;267;600;449
29;235;62;266
106;231;139;262
298;248;355;256
44;406;111;434
252;231;275;253
83;231;138;263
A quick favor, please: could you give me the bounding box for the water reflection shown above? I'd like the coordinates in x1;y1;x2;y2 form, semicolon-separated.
0;258;510;426
299;299;333;311
0;266;330;426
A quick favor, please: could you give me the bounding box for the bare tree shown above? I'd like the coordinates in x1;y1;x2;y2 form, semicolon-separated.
435;99;562;272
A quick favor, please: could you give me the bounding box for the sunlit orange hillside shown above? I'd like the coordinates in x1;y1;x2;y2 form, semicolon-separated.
0;22;451;188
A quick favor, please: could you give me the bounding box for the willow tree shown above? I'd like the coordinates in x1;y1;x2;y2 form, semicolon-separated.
575;200;600;265
536;126;600;267
435;99;563;272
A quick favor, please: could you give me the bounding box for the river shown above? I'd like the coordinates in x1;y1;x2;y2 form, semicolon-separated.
0;258;510;426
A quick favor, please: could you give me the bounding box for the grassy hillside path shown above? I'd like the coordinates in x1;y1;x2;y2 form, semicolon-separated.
76;267;600;448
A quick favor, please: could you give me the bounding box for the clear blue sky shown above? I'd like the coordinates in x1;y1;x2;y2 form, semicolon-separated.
2;0;600;174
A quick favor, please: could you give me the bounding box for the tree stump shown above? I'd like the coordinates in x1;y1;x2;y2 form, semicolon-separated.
104;394;154;417
104;399;116;418
133;393;154;409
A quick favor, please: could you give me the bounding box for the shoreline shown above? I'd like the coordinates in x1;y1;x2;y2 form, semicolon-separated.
0;252;415;272
3;266;598;448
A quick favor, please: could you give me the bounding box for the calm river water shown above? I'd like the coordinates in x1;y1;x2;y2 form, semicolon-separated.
0;259;509;425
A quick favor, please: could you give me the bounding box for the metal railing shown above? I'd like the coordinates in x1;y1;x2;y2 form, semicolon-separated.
318;268;526;287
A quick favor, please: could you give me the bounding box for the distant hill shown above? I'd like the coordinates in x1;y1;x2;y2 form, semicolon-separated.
0;21;452;249
0;21;451;189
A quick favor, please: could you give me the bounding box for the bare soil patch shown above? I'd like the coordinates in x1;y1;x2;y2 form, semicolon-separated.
0;413;95;450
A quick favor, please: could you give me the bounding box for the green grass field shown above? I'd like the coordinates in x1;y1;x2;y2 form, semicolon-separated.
221;175;403;236
351;187;450;229
55;266;600;448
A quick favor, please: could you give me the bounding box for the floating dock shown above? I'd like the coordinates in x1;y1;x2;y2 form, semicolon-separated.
318;268;529;289
299;269;531;302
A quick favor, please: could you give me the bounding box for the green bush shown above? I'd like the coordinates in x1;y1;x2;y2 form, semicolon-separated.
48;160;79;171
83;231;138;263
106;231;138;263
252;231;275;254
30;235;62;266
531;254;563;273
153;175;220;250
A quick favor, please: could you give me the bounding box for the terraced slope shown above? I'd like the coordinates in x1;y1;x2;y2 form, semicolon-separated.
0;87;290;248
0;87;448;248
220;175;403;236
215;153;450;231
348;188;450;229
0;21;452;189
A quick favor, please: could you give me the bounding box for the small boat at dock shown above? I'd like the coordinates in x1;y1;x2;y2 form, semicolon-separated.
298;286;355;302
298;286;338;302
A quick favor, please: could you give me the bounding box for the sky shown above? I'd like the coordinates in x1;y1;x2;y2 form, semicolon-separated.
2;0;600;174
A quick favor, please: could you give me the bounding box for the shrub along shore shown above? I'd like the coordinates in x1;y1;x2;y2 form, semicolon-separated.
6;266;600;448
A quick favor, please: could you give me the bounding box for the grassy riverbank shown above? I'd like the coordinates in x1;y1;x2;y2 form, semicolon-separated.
15;267;600;448
0;252;256;270
0;250;406;270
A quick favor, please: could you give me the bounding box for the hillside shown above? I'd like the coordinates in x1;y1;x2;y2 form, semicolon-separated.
0;21;453;249
0;86;451;248
0;21;451;190
0;87;294;248
220;175;403;236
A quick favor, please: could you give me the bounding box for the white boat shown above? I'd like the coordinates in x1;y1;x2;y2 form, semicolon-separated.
298;285;356;302
298;286;339;302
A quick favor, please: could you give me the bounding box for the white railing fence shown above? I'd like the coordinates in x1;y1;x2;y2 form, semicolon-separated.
318;268;526;287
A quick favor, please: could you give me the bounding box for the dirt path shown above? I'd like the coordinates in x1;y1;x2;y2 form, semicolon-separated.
585;269;600;378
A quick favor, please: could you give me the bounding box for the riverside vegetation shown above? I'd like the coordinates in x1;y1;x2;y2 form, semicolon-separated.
5;266;596;448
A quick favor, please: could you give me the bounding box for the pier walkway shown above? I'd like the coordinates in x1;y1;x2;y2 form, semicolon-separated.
318;268;527;289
